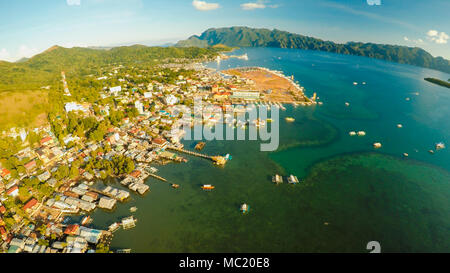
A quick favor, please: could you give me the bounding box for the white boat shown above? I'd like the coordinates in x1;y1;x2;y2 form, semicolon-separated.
240;203;250;214
357;131;366;136
349;131;357;136
287;175;300;184
436;142;445;150
373;142;382;149
130;206;138;213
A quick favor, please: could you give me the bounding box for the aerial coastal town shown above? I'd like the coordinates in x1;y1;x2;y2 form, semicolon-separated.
0;55;318;253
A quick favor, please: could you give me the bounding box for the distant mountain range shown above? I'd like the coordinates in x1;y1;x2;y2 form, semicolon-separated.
176;26;450;74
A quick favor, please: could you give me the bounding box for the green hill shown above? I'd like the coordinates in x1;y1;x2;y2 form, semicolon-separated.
176;26;450;74
0;44;220;91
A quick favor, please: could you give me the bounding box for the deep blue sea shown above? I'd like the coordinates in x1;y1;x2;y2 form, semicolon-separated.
89;47;450;253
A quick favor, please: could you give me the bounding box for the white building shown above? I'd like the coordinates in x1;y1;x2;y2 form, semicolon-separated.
135;101;144;115
164;95;179;106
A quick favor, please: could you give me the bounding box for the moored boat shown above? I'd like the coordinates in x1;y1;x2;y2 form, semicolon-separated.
285;117;295;122
240;203;250;214
287;175;300;184
201;184;215;190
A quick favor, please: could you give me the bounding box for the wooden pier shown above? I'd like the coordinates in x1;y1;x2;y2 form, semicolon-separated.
147;173;168;182
167;146;213;160
167;146;228;166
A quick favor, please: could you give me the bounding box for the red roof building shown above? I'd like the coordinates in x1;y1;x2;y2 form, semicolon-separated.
6;186;19;196
0;226;7;240
0;206;6;214
130;170;141;178
24;160;37;172
40;136;53;146
23;198;38;210
64;224;80;235
1;169;11;178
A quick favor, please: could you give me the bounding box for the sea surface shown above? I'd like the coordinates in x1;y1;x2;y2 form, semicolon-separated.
89;47;450;253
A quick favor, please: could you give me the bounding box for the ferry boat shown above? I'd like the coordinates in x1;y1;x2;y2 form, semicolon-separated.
285;117;295;122
108;222;120;233
287;175;300;184
240;203;250;214
130;206;138;213
201;185;215;191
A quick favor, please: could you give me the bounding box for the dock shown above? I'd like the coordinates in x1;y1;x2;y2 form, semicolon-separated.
147;173;168;182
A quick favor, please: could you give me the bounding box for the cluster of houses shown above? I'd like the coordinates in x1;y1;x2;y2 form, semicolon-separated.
0;61;247;253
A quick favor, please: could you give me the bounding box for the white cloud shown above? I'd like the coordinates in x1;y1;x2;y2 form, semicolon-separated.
427;30;438;37
241;2;266;10
426;30;448;44
67;0;81;5
0;48;11;61
192;0;220;11
241;1;279;10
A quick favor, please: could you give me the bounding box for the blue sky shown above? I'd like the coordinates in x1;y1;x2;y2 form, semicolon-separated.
0;0;449;61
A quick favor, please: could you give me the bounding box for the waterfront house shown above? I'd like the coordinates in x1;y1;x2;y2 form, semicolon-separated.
64;224;80;236
98;197;116;210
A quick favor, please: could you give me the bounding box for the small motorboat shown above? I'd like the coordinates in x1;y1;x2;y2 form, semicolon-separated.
81;216;91;226
285;117;295;122
240;203;250;214
201;185;215;191
357;131;366;136
373;142;382;149
436;142;445;150
172;184;180;189
287;175;300;184
130;207;138;213
349;131;357;136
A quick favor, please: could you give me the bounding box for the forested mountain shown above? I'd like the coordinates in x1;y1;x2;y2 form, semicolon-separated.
176;26;450;73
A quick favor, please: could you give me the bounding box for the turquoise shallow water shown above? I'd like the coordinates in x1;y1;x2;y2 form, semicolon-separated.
89;48;450;253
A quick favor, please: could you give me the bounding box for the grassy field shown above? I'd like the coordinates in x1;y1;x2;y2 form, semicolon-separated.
0;90;49;131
